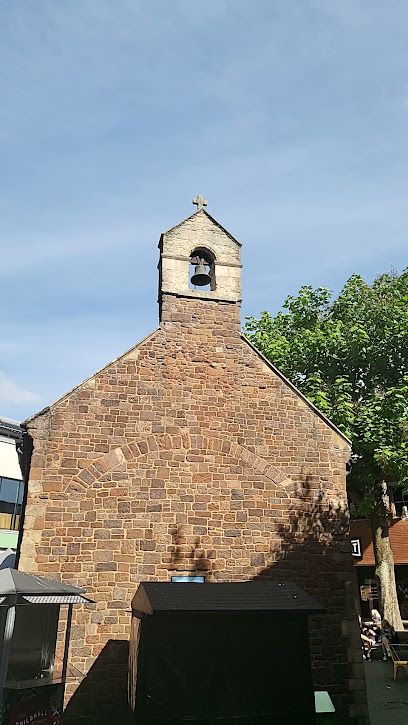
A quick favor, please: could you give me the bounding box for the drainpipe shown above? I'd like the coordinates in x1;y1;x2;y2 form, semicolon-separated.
14;427;33;570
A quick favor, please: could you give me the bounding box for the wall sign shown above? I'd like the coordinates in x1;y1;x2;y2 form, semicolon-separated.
351;538;362;557
360;579;378;602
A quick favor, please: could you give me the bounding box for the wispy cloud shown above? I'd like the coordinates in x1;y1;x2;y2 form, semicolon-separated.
0;371;40;407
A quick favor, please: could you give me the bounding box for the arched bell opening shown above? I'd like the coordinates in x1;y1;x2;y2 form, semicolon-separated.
189;248;216;291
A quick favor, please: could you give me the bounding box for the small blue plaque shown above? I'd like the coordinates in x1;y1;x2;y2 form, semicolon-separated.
171;576;205;583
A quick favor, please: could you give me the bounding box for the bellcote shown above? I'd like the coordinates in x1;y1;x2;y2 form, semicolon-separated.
158;206;242;316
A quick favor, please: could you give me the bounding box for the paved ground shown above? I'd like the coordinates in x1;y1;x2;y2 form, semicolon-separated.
365;655;408;725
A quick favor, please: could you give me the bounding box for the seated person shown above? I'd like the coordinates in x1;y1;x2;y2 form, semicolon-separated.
359;616;376;661
381;619;399;660
370;609;382;642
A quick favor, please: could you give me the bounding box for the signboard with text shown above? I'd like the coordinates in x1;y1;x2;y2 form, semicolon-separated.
3;684;62;725
351;538;362;558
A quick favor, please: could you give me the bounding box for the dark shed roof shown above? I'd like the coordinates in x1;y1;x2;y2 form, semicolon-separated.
0;569;86;596
132;581;324;616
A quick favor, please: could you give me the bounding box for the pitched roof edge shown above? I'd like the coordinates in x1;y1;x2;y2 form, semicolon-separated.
24;328;161;424
201;210;242;246
160;209;242;247
241;334;351;446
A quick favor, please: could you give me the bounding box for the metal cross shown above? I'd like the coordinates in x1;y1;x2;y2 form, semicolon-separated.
192;194;208;211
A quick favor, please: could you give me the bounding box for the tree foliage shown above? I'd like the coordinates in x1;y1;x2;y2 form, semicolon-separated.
244;271;408;512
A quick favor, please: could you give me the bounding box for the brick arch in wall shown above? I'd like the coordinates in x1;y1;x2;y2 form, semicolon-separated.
64;433;291;493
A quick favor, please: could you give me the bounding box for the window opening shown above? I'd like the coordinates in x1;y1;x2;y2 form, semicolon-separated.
391;486;408;518
0;477;23;531
189;248;215;291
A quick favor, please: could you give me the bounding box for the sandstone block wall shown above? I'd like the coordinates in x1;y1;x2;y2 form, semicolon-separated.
19;294;368;724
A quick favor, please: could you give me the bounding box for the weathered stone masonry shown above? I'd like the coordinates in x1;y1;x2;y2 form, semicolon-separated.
19;209;368;724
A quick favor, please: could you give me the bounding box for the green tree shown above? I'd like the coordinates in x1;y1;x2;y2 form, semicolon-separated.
244;270;408;628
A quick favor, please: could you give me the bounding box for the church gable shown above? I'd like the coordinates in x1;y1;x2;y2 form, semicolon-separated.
18;200;365;724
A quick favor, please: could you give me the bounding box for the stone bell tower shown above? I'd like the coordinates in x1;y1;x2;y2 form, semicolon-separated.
158;196;242;327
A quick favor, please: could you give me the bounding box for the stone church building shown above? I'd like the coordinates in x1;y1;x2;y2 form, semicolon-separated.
18;202;368;723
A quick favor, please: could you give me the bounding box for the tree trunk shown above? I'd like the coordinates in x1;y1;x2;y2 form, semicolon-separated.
368;481;403;630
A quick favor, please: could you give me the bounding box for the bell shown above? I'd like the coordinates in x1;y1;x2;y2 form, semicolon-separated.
191;260;211;287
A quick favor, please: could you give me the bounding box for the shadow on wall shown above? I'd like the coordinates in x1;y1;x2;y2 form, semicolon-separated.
252;476;361;723
168;523;209;571
63;639;131;725
63;479;361;724
61;530;206;725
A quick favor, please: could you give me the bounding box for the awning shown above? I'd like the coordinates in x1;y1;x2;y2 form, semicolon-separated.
0;569;94;603
21;595;92;605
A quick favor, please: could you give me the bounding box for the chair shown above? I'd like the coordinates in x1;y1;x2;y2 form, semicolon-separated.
389;645;408;680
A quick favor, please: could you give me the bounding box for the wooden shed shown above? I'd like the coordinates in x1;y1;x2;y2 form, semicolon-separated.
128;581;324;725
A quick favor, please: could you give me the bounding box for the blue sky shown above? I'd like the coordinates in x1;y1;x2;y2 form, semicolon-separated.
1;1;408;421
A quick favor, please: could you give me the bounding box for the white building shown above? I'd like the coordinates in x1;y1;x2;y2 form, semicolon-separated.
0;416;23;551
